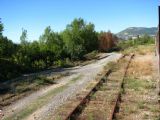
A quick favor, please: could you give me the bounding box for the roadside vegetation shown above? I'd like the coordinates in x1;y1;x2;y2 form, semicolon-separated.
0;18;117;82
0;18;157;118
117;34;155;55
0;18;118;109
1;17;154;83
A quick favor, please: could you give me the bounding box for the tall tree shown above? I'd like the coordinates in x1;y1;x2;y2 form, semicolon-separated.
62;18;98;59
39;26;63;57
98;31;117;52
20;28;28;45
0;18;3;37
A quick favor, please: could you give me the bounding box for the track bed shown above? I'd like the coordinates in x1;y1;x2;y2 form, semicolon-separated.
52;55;134;120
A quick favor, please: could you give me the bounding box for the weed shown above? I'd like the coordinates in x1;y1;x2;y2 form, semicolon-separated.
106;61;118;71
84;50;99;60
90;93;96;100
70;74;83;83
125;77;154;91
55;116;62;120
88;113;94;120
120;44;154;55
137;101;146;109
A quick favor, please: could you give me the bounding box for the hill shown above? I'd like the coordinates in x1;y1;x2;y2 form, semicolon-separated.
116;27;157;40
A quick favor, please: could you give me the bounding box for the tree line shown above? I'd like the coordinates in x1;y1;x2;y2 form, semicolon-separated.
0;18;118;81
117;34;155;50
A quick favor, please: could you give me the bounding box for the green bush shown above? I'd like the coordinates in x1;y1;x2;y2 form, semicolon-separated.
0;58;23;82
84;50;98;60
32;60;46;70
117;34;155;50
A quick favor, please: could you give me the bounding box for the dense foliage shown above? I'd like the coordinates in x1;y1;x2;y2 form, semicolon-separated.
61;18;98;59
0;18;154;82
0;18;103;81
117;34;155;50
1;18;153;82
98;31;118;52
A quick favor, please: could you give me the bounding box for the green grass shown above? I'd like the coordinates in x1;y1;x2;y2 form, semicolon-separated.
124;105;137;114
137;101;146;109
70;74;83;83
125;77;154;91
88;113;94;120
34;76;54;85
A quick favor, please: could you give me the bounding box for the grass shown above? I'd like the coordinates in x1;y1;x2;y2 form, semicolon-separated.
34;76;54;85
120;44;155;55
3;76;55;94
118;52;160;120
88;113;94;120
104;61;118;72
70;74;83;83
4;74;83;120
125;77;155;91
55;116;62;120
137;101;146;109
90;92;97;100
124;106;137;114
84;50;99;60
129;61;152;75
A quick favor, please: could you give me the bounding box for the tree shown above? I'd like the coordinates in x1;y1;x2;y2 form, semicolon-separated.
0;37;17;58
0;18;3;36
81;23;98;52
98;31;117;52
20;28;28;45
62;18;98;59
39;26;64;58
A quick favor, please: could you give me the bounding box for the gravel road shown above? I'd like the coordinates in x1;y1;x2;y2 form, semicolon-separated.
2;53;122;120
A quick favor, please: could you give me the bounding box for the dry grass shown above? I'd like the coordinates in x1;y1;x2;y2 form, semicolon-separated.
127;55;153;78
116;53;160;120
121;44;155;55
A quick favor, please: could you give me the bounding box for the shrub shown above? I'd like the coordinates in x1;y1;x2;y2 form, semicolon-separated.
98;31;118;52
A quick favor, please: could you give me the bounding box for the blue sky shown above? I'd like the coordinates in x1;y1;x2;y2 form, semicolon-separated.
0;0;159;43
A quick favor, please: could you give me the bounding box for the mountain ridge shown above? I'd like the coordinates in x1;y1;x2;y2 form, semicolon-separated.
116;27;157;39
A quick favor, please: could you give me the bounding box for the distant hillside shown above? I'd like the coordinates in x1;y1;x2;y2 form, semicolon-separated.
116;27;157;40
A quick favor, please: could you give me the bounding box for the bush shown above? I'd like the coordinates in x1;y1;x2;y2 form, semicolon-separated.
117;34;155;51
32;60;46;70
84;50;98;60
98;31;118;52
0;59;23;82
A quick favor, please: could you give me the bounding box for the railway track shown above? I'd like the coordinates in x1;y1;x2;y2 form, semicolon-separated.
52;54;134;120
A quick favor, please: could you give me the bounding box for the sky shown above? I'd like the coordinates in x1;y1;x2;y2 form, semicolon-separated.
0;0;159;43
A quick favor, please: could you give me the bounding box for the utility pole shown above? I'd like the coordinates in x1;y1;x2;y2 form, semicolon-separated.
158;6;160;102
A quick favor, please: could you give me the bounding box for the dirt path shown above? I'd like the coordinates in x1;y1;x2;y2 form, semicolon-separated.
2;53;122;120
